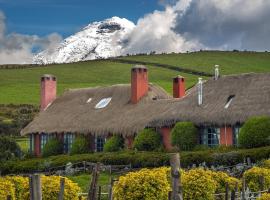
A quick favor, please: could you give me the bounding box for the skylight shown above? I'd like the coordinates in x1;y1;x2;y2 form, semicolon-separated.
95;98;112;109
86;98;92;103
224;95;235;109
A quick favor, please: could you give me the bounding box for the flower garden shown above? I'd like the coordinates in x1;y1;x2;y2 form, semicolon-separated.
0;159;270;200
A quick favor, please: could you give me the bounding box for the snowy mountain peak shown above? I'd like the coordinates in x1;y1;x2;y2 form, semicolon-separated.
33;17;135;64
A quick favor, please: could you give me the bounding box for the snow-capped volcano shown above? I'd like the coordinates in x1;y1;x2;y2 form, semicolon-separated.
33;17;135;64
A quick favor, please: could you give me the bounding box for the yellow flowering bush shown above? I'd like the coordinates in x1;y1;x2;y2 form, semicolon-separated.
0;177;15;200
244;167;270;191
41;176;81;200
182;168;217;200
113;167;171;200
262;159;270;169
6;176;29;200
0;175;81;200
257;193;270;200
211;171;241;193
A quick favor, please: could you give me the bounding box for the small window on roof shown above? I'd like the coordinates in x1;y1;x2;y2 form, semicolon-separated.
95;97;112;109
224;95;235;109
86;98;92;103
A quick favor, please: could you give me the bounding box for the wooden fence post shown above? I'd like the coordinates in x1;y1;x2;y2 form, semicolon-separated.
225;182;229;200
170;153;183;200
58;177;65;200
29;175;34;200
97;186;102;200
234;182;238;200
259;175;265;192
88;163;100;200
31;174;42;200
242;176;246;200
108;178;115;200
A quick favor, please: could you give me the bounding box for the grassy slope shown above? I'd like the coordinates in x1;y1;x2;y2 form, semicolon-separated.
120;51;270;74
0;60;198;104
1;51;270;104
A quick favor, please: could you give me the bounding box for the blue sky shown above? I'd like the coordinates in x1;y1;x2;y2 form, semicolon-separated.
0;0;163;37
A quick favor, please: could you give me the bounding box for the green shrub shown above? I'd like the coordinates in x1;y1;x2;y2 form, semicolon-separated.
42;138;63;157
171;122;198;151
239;116;270;148
104;136;124;152
0;136;21;161
70;136;90;155
133;129;161;151
1;146;270;175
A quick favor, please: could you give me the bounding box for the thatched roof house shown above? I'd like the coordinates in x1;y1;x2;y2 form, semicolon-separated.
21;83;171;136
22;65;270;155
149;73;270;128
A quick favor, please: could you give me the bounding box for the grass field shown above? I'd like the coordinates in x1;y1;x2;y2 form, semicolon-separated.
120;51;270;74
1;51;270;104
68;172;116;193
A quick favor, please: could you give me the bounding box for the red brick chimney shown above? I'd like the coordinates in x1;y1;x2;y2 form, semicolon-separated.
173;75;185;98
40;74;57;111
131;65;148;104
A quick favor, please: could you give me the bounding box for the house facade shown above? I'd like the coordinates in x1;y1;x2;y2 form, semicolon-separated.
22;66;270;156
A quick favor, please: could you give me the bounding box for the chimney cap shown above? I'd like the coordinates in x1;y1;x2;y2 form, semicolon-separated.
173;75;185;79
132;65;147;71
41;74;56;81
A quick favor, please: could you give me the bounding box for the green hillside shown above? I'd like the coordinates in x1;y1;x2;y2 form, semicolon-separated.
0;51;270;104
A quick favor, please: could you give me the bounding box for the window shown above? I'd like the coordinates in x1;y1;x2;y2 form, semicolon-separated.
86;98;92;103
40;133;48;151
233;126;241;146
95;136;105;152
40;133;56;152
95;98;112;109
224;95;235;109
29;134;35;153
200;127;220;147
64;133;75;153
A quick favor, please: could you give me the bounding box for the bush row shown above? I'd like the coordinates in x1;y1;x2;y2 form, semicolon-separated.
1;146;270;175
113;165;270;200
0;175;81;200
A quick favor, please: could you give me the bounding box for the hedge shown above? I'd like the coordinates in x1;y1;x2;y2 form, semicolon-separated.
171;122;198;151
239;116;270;148
1;146;270;175
70;136;90;155
133;129;161;151
104;136;124;152
42;138;63;157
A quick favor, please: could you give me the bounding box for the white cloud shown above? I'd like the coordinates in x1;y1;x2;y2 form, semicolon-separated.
122;2;202;54
123;0;270;54
0;10;62;64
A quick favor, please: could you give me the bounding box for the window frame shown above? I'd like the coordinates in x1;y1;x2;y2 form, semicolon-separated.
200;127;220;147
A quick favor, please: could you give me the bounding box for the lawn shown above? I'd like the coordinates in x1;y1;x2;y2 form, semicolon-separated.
1;51;270;105
119;51;270;75
0;60;198;104
68;172;115;193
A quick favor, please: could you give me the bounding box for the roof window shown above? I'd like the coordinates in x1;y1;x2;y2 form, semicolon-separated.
95;98;112;109
86;98;92;103
224;95;235;109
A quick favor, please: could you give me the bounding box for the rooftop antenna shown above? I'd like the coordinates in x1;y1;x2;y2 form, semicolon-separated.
214;65;219;80
198;77;203;105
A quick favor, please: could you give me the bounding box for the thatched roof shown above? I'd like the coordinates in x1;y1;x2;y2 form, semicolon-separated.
21;73;270;136
21;84;172;136
149;73;270;127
